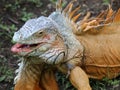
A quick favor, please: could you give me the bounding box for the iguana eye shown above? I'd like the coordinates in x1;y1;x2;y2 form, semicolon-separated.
38;31;43;35
34;31;45;37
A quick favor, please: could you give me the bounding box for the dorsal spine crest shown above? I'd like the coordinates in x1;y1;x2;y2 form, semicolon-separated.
56;0;120;35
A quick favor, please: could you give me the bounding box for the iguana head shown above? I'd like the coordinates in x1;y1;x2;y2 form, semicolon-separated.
11;16;68;64
11;0;92;64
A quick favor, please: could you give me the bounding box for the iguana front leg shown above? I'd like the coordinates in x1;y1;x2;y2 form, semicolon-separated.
57;58;91;90
69;66;91;90
66;58;91;90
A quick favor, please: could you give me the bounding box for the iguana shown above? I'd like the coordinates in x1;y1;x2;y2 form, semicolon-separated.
11;0;120;90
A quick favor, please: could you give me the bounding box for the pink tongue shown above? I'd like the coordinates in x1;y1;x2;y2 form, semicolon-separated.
11;43;23;53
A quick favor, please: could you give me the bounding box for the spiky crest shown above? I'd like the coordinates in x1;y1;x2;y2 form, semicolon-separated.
55;0;120;35
55;0;81;34
77;7;120;34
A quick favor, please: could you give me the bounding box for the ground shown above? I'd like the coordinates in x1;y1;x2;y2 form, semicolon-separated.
0;0;120;90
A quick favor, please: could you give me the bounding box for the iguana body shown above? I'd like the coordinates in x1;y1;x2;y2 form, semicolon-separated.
11;0;120;90
76;23;120;79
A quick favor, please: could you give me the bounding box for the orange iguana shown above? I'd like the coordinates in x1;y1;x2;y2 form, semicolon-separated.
11;0;120;90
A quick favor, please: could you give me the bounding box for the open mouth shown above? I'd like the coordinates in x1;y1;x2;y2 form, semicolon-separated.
18;43;39;48
11;43;41;53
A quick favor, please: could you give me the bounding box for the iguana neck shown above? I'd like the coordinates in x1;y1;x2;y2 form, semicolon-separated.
49;12;84;60
14;57;44;84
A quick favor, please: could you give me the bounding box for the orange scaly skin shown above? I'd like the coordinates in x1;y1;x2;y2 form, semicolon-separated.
76;22;120;79
14;80;42;90
39;69;59;90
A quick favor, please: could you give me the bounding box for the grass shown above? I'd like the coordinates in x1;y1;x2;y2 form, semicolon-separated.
0;55;14;90
20;8;36;22
0;55;14;82
0;24;17;39
103;0;110;5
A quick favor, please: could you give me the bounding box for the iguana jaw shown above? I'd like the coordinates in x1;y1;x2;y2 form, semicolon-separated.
11;42;46;54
